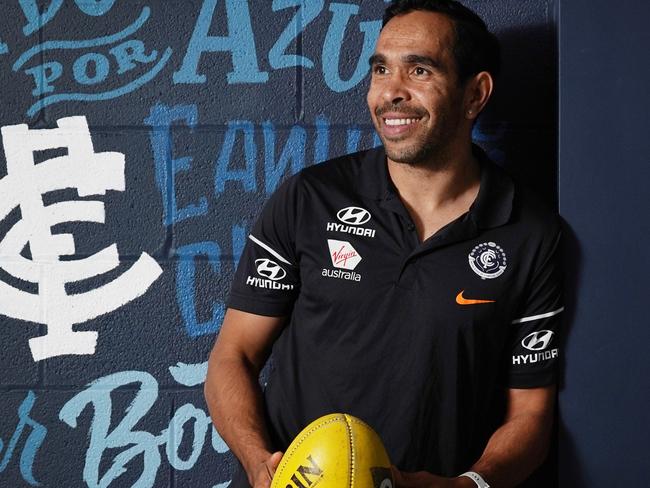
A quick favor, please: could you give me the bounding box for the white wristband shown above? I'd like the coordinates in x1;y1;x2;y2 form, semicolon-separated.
459;471;490;488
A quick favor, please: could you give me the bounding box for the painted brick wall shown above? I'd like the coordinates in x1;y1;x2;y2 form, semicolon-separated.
0;1;557;486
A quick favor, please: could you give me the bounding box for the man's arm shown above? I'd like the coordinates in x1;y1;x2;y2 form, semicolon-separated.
204;308;286;488
393;385;556;488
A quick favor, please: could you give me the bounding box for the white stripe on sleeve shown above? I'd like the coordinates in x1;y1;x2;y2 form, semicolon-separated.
248;234;292;265
511;306;565;324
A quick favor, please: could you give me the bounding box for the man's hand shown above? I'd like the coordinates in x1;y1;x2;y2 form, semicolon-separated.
391;467;475;488
252;451;283;488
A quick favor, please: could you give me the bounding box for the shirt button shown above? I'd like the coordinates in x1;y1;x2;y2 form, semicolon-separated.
407;223;415;231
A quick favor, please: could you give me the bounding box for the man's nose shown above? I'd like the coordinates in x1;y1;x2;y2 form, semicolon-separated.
382;73;411;104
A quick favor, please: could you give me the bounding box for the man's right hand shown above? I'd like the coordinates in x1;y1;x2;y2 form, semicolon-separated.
252;451;284;488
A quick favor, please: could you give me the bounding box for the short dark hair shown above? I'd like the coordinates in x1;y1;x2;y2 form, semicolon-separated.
383;0;501;83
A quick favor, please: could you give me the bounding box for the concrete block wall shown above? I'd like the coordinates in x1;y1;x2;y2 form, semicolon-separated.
0;1;557;486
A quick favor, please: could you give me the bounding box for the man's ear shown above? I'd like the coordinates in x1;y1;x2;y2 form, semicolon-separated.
463;71;494;120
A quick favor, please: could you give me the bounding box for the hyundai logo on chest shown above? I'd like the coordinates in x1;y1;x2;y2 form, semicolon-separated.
326;206;376;238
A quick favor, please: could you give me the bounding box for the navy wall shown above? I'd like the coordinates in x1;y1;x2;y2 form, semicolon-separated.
0;1;557;487
558;0;650;485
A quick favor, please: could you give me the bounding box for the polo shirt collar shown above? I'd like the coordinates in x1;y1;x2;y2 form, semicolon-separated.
356;145;514;230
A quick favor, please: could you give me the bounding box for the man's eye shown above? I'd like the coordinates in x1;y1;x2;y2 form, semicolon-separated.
373;65;387;74
414;67;429;76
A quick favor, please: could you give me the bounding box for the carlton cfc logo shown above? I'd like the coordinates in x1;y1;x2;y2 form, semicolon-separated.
468;242;507;279
255;259;286;281
337;206;372;226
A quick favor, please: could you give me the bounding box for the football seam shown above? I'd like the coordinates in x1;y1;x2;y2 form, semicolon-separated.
272;415;344;485
344;414;355;488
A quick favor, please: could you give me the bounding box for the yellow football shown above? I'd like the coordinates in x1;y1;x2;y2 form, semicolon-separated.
270;413;394;488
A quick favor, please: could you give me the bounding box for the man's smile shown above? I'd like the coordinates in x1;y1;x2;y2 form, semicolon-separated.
379;111;425;138
383;117;422;126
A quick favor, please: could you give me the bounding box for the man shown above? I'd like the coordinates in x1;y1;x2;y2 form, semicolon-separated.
205;1;563;487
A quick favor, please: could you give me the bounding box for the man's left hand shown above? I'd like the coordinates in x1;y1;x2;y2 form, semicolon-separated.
391;467;476;488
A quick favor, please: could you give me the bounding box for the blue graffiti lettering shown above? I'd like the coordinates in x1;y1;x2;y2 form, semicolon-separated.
109;39;158;75
0;391;47;486
19;0;118;36
0;40;7;54
19;0;63;36
166;404;210;470
24;61;62;96
174;0;268;84
14;7;172;116
74;0;117;17
73;52;111;85
215;121;258;194
231;224;247;267
144;103;208;226
168;362;208;387
145;104;379;234
59;372;161;488
176;242;224;337
269;0;324;70
263;121;307;195
59;367;230;488
314;114;330;164
322;3;381;93
14;7;150;70
346;127;362;153
175;222;247;338
25;46;171;117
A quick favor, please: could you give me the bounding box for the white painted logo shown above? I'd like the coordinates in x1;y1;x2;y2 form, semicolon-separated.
255;258;286;281
327;206;376;238
337;206;371;225
469;242;507;279
513;330;559;365
522;330;554;351
327;239;362;270
0;116;163;361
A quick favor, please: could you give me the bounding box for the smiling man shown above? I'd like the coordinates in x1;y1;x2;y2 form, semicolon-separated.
205;1;563;487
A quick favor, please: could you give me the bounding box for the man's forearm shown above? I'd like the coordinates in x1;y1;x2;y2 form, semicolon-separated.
204;353;274;483
468;409;554;487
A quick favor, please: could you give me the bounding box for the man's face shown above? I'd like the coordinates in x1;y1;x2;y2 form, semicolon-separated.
367;11;466;166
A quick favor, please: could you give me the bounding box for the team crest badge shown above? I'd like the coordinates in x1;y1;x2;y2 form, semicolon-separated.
469;242;507;279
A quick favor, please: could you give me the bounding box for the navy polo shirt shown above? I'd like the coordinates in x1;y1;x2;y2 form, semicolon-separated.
227;146;563;477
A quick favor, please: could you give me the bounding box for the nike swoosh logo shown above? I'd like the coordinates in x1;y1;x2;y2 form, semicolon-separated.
456;290;495;305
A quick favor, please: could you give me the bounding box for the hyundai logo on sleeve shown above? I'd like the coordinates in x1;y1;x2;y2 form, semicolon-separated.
246;259;294;290
326;206;376;238
255;258;286;281
522;330;554;351
512;330;559;365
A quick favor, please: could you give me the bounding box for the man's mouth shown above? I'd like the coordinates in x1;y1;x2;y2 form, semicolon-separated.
383;117;422;127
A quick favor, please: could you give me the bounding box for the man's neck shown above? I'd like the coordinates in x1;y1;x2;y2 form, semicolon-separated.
386;142;481;241
387;143;480;210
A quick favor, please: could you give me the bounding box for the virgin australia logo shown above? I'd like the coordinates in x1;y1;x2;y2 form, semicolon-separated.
0;116;162;361
327;239;362;270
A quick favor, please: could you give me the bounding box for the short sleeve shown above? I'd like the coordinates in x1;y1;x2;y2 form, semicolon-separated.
506;221;564;388
227;175;302;317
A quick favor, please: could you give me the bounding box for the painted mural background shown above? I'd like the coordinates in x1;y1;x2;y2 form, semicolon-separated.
0;1;557;486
